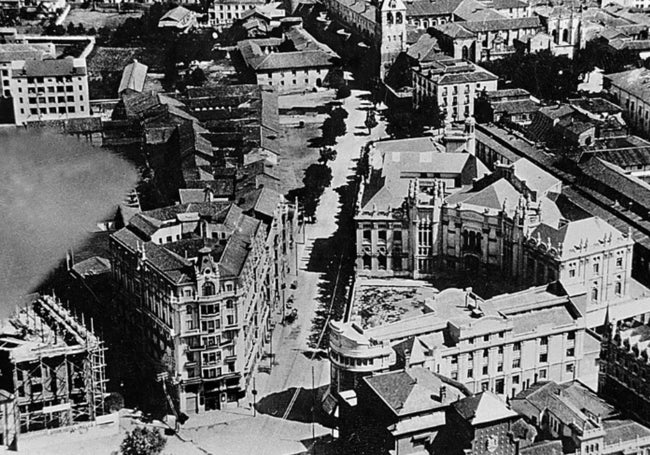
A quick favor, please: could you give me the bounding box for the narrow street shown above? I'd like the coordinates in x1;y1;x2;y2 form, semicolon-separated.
177;89;388;455
17;90;387;455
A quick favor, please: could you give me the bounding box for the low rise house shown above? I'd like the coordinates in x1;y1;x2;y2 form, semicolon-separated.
512;380;650;455
475;88;540;126
210;0;267;28
158;6;199;31
235;23;338;93
605;68;650;137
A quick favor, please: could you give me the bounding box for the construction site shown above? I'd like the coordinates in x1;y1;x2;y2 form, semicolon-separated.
0;294;108;436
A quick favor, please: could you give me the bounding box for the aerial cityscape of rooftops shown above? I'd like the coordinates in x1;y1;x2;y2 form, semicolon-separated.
6;0;650;454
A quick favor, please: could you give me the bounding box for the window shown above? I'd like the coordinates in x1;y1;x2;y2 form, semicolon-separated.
497;362;503;372
451;355;458;365
227;315;235;325
451;371;458;380
203;282;216;296
513;374;520;384
591;286;599;302
567;331;575;340
483;350;489;359
566;363;574;373
593;261;600;274
481;381;489;391
186;305;193;315
616;256;624;268
539;368;547;379
540;337;548;346
566;348;575;357
539;353;548;363
467;368;473;378
483;334;490;342
513;342;521;352
468;337;474;345
512;358;520;368
499;331;505;339
482;365;488;375
615;279;622;296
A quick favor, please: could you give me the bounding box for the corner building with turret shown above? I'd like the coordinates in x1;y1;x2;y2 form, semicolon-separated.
109;198;297;414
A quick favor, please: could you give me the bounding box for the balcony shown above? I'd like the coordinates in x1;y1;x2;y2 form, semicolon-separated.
187;344;206;352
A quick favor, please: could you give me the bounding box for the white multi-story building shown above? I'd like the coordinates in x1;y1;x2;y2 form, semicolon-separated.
328;279;593;402
412;58;498;122
0;37;92;125
209;0;266;28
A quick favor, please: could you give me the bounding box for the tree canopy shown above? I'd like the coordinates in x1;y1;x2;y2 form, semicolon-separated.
120;427;166;455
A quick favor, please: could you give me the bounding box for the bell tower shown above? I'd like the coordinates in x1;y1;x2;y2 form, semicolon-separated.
378;0;406;80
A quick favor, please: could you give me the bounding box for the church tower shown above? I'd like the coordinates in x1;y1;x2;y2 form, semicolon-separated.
378;0;407;80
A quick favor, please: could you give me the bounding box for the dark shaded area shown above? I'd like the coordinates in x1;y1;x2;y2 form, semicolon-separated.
304;171;358;350
255;385;334;427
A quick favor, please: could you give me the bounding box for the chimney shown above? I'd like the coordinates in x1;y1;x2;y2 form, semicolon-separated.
440;385;447;402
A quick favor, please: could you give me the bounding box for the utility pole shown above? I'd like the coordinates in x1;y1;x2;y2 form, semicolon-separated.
252;377;257;417
311;364;316;451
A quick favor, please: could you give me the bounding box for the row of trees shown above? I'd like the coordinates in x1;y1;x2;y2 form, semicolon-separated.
288;105;350;221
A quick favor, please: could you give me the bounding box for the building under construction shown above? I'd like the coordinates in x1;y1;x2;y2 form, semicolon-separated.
0;294;107;434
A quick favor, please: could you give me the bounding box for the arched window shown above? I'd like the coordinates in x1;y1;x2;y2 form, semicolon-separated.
202;281;216;296
386;12;393;24
562;29;569;43
186;305;193;315
591;286;599;302
363;254;372;270
396;12;403;24
462;45;469;60
552;29;558;44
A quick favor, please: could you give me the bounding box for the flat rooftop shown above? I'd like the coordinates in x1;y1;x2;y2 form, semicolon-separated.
349;279;582;344
349;279;439;329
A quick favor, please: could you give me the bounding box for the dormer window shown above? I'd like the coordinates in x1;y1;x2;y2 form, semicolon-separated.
203;282;216;296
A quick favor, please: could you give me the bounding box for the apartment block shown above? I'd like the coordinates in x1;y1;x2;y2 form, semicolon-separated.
411;58;498;122
110;199;296;413
0;37;92;125
328;279;593;404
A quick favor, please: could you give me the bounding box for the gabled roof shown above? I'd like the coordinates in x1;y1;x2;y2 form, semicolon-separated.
434;22;476;39
406;33;442;62
460;16;541;33
363;367;467;416
453;392;518;425
118;60;148;94
446;178;521;214
511;381;616;431
160;6;193;22
513;158;560;196
528;217;628;260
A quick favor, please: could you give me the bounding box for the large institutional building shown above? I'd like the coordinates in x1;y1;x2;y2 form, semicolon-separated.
110;198;297;413
354;122;648;327
0;35;92;125
329;279;598;403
